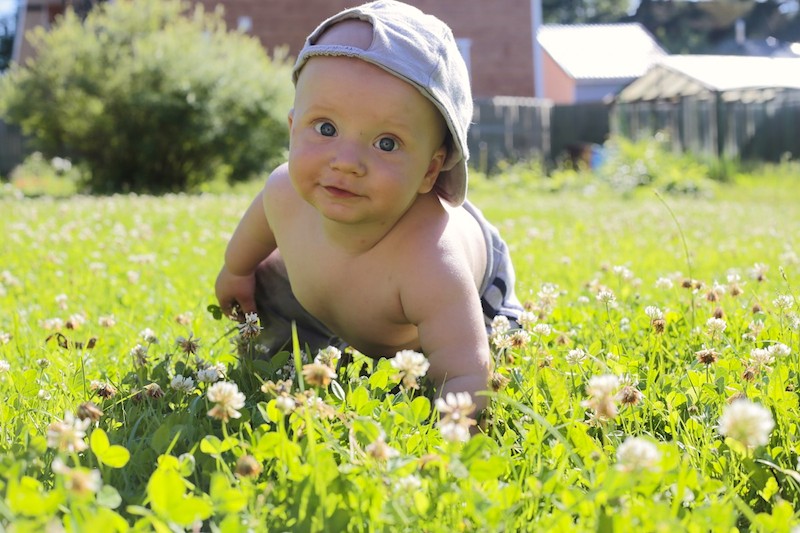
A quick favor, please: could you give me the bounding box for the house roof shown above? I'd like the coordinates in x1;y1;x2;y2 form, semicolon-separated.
616;55;800;102
538;23;667;81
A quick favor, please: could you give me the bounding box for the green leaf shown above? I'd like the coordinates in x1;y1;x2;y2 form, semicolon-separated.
97;485;123;509
200;435;239;455
209;472;248;514
7;476;65;517
410;396;431;424
147;468;186;517
91;428;131;468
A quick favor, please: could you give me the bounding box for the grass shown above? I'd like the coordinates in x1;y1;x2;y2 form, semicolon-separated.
1;167;799;531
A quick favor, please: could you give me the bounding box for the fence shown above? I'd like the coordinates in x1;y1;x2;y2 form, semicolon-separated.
468;97;551;173
611;89;800;161
468;98;611;172
0;119;27;177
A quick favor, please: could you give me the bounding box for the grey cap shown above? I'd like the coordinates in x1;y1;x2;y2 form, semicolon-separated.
292;0;472;206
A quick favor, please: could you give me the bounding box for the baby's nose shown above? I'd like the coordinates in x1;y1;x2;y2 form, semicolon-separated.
330;141;367;176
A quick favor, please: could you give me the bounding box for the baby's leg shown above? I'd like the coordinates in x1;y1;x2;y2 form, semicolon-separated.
250;252;344;359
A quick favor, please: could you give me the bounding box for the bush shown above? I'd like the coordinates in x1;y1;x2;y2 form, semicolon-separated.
8;152;81;197
0;0;293;194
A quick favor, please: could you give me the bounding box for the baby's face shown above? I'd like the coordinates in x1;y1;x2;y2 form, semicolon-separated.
288;56;447;226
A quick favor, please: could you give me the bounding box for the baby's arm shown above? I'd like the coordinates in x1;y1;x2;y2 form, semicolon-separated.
215;176;278;318
403;255;492;414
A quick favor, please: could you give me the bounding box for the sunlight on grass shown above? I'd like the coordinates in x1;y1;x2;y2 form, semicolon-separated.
1;172;799;531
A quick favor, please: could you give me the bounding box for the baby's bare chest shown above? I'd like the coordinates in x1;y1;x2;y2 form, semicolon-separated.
277;235;415;348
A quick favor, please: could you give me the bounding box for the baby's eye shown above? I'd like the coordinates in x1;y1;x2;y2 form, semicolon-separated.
314;122;336;137
376;137;397;152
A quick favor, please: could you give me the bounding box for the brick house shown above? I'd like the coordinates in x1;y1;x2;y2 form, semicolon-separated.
195;0;540;99
15;0;541;99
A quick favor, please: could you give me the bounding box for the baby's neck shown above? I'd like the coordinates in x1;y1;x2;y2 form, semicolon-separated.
319;216;400;255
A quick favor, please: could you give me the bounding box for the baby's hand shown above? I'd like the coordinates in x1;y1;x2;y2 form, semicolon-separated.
215;265;257;320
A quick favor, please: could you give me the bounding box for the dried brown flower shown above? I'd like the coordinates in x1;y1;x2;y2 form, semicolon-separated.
695;348;718;366
76;401;103;422
235;455;263;478
302;363;336;388
617;385;643;406
490;372;510;392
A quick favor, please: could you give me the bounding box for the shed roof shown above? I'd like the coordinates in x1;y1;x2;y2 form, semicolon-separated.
538;23;667;81
616;55;800;102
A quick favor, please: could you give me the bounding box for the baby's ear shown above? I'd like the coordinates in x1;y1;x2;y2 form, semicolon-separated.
287;108;294;128
419;145;447;193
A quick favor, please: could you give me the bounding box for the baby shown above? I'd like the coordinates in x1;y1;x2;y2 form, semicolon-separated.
215;0;523;412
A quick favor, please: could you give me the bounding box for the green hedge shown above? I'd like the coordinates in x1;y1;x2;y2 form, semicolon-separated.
0;0;293;193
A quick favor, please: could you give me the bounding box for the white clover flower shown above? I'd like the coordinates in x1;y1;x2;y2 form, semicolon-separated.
718;399;774;448
52;458;102;496
532;323;552;337
748;320;765;337
98;315;116;328
237;312;262;340
131;344;149;367
644;306;663;320
197;364;225;384
789;313;800;332
47;411;91;453
577;296;590;304
616;437;661;472
655;277;674;290
391;350;430;389
393;475;422;491
435;392;477;442
773;295;795;311
711;281;727;296
596;289;616;304
67;314;86;329
207;381;246;422
314;346;342;367
170;375;195;393
491;315;511;337
0;360;9;373
518;311;537;330
705;317;727;335
565;348;587;365
612;265;634;280
140;328;158;344
55;294;68;309
582;374;620;421
275;395;296;414
365;434;399;461
749;263;768;281
767;343;791;358
42;318;64;331
749;347;774;371
38;389;52;400
586;374;619;398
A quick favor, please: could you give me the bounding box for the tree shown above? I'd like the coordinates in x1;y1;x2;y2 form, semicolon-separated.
542;0;631;24
0;0;294;193
0;13;14;72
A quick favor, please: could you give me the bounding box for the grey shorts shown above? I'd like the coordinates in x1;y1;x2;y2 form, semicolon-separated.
251;200;523;357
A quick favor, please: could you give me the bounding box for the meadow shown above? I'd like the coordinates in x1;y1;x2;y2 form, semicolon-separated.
1;156;799;531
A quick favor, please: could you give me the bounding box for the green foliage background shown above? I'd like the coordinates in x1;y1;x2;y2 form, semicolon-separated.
0;0;294;193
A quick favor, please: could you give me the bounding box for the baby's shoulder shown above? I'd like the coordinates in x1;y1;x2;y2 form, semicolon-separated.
263;163;300;212
393;198;484;267
264;162;292;195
